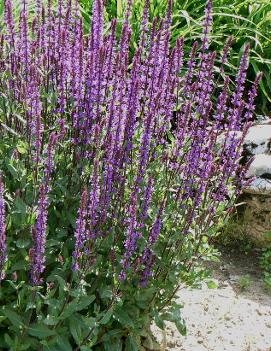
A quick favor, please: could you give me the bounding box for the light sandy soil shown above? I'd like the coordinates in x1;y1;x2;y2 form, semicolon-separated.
152;250;271;351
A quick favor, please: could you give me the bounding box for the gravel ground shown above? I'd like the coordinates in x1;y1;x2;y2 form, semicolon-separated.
152;251;271;351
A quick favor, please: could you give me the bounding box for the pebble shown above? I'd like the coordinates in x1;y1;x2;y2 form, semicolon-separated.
256;308;263;316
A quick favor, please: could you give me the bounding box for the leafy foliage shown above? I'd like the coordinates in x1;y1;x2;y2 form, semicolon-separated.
260;232;271;290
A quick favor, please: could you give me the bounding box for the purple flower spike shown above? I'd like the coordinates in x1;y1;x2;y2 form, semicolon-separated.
221;36;234;73
244;72;263;122
202;0;213;51
30;184;49;286
44;132;59;191
73;189;88;271
4;0;16;50
230;44;250;129
91;0;104;53
0;176;7;282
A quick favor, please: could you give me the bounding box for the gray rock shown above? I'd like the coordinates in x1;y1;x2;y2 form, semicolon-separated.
236;120;271;246
244;124;271;156
246;154;271;178
244;178;271;195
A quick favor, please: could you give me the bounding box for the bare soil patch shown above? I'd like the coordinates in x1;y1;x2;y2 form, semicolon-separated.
152;250;271;351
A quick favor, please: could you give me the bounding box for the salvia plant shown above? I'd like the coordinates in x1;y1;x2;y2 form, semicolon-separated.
0;0;260;350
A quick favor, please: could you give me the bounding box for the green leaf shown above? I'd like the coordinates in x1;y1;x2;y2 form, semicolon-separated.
28;323;56;339
104;338;122;351
101;329;123;342
153;313;165;330
6;279;25;290
16;238;31;249
264;231;271;240
117;0;123;17
17;141;28;154
61;295;95;319
125;334;139;351
100;309;113;325
47;274;66;292
56;335;73;351
16;336;38;350
100;287;113;300
135;287;156;303
175;320;187;336
207;280;218;289
69;317;83;344
160;305;186;336
4;334;14;348
135;287;156;309
6;163;18;179
76;295;95;309
3;309;23;329
26;301;36;311
43;315;58;326
113;308;134;328
14;197;27;215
